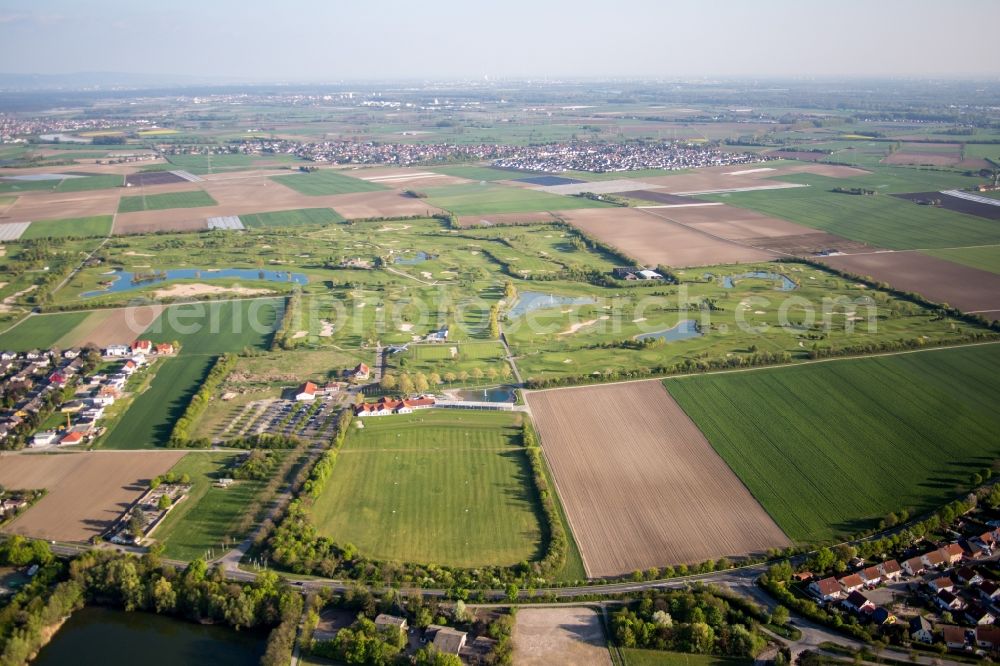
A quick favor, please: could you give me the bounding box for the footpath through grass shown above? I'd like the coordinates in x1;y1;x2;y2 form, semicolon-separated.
664;344;1000;543
153;452;270;561
310;410;545;568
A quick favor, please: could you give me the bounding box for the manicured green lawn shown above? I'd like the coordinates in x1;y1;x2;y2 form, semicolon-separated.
118;190;217;213
270;170;388;196
239;207;344;228
144;298;283;354
664;344;1000;543
922;245;1000;275
424;182;615;216
623;649;752;666
310;410;544;568
153;451;271;561
0;312;90;351
21;215;113;239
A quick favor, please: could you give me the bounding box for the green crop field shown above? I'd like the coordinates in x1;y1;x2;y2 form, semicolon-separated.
424;182;614;216
0;179;62;194
21;215;113;239
270;170;388;196
0;312;90;351
706;170;1000;249
239;207;344;228
428;165;531;181
310;410;544;568
118;190;217;213
100;355;215;449
923;245;1000;275
665;344;1000;543
143;298;283;354
54;174;123;192
153;452;272;561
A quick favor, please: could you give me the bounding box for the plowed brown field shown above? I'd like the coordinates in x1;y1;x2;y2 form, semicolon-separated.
526;380;790;577
0;451;185;541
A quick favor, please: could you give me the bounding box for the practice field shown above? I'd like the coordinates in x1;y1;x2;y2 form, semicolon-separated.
0;311;91;350
665;344;1000;543
152;452;272;561
239;207;344;228
820;251;1000;315
525;381;790;577
561;208;777;267
424;182;615;216
513;607;611;666
310;410;544;568
20;215;113;239
0;451;185;542
270;170;389;196
118;190;217;213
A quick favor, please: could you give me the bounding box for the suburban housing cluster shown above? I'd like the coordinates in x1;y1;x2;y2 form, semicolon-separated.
491;142;770;173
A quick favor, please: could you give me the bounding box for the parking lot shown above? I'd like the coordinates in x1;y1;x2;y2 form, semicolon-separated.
221;395;341;443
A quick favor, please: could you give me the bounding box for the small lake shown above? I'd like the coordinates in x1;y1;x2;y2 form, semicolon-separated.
82;268;308;298
453;386;516;403
34;606;266;666
723;271;797;291
635;319;702;342
507;291;597;318
394;251;433;265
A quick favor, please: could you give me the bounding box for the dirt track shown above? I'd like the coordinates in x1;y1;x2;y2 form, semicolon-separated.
0;451;185;542
526;380;790;577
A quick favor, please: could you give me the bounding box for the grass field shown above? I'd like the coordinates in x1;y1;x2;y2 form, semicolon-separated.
143;298;283;354
665;344;1000;543
270;170;389;196
923;245;1000;275
100;355;215;449
54;174;123;192
424;182;615;216
0;312;90;350
707;171;1000;249
21;215;113;239
622;650;752;666
153;452;271;561
118;190;217;213
428;165;531;181
239;207;344;228
310;410;544;568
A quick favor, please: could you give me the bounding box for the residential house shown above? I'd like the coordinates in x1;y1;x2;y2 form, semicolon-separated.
132;340;153;354
978;580;1000;602
975;625;1000;650
929;576;955;594
879;559;903;581
909;616;933;644
425;326;449;343
347;363;370;382
942;543;964;565
860;566;882;586
374;614;408;635
294;382;318;402
963;603;995;626
431;627;467;655
871;608;895;626
31;430;58;446
154;343;174;355
0;352;17;361
810;577;843;601
842;591;875;614
60;431;84;446
62;349;79;359
839;573;865;594
922;549;947;569
902;557;926;577
942;625;968;650
105;345;129;357
955;567;983;586
936;590;964;611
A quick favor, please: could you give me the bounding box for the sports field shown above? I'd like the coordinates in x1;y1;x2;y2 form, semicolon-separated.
152;452;272;561
118;190;217;213
424;182;615;216
665;344;1000;543
310;410;544;568
20;215;113;239
239;207;344;228
0;311;90;350
270;170;388;196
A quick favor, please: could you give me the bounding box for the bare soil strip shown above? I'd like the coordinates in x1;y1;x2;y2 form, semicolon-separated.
525;380;790;577
513;607;611;666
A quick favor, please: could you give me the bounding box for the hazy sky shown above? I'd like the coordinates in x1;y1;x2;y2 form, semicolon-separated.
1;0;998;81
